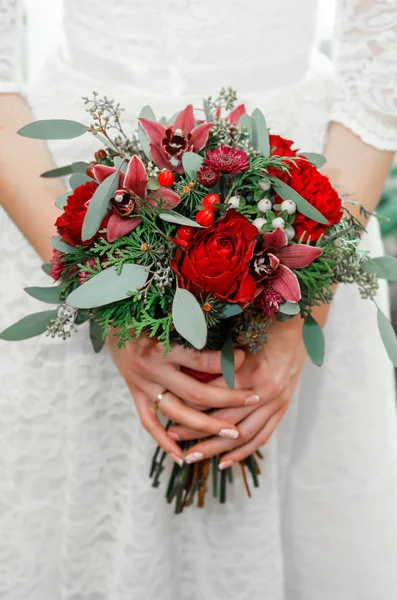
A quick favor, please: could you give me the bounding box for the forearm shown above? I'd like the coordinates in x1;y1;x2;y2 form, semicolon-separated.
0;94;64;263
312;122;395;326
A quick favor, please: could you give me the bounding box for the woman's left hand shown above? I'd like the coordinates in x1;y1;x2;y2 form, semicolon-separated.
167;316;307;469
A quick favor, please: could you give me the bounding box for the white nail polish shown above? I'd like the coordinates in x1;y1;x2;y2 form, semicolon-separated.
171;454;184;467
245;394;260;406
185;452;204;464
219;428;239;440
219;459;234;471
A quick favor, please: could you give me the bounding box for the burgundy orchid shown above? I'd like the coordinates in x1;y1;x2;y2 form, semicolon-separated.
252;228;323;309
227;103;246;125
94;156;181;242
138;104;213;173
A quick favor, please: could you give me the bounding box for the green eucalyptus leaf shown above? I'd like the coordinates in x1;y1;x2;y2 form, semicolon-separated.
238;114;253;139
41;165;74;178
71;161;90;174
41;263;52;276
182;152;204;178
0;309;58;341
172;287;207;350
75;309;90;325
69;173;94;190
18;119;87;140
24;286;62;304
55;192;70;209
273;178;329;225
299;152;326;168
159;212;203;228
221;334;235;389
220;303;243;319
66;264;148;309
303;315;325;366
81;168;119;241
251;108;270;157
147;178;161;191
377;308;397;366
169;110;180;125
203;99;213;122
279;301;301;316
140;105;156;121
94;132;119;153
90;319;105;353
51;235;76;254
362;256;397;281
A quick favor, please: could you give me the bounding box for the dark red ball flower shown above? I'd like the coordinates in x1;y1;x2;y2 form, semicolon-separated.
202;144;249;175
55;182;109;246
170;209;258;306
197;164;220;187
255;283;285;317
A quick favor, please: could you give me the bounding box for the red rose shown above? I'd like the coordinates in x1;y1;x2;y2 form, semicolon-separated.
269;134;298;158
284;163;343;242
170;209;258;305
55;182;108;246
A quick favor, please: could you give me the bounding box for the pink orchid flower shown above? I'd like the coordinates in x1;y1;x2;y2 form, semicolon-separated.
227;104;246;125
253;227;323;304
138;104;213;173
94;155;181;242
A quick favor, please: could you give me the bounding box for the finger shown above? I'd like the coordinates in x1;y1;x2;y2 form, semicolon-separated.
127;382;184;465
158;392;241;439
156;366;259;409
218;405;288;468
168;405;258;441
165;346;246;374
181;402;282;463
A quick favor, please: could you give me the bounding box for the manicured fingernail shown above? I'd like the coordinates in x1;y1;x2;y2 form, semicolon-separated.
185;452;204;464
171;453;184;467
168;432;180;441
219;428;239;440
245;394;260;406
219;459;234;471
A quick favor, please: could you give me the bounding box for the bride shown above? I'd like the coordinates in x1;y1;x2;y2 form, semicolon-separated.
1;1;397;598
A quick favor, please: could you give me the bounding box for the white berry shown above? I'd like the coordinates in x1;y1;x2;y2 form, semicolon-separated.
227;195;240;208
257;198;272;213
258;180;271;192
285;226;295;240
272;217;285;229
253;217;268;232
280;200;296;214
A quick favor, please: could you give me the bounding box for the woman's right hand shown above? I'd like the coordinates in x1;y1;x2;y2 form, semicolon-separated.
106;332;259;465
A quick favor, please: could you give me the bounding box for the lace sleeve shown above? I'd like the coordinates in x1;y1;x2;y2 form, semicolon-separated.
329;0;397;151
0;0;25;94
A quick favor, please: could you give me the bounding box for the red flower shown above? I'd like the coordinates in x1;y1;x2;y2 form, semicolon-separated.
269;134;298;158
49;249;66;281
252;227;323;307
55;182;108;246
197;164;220;187
139;104;213;173
255;283;285;317
281;163;342;242
170;209;258;306
201;144;249;175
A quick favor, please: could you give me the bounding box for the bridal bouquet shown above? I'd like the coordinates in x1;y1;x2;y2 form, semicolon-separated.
2;88;397;512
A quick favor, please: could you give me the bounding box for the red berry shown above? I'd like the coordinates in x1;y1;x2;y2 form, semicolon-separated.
157;169;175;187
177;226;195;241
172;237;188;249
94;149;107;161
196;209;215;227
202;193;221;209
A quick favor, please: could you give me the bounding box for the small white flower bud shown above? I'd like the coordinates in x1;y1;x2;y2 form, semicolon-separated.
253;217;268;232
227;196;240;208
285;226;295;240
257;198;272;213
280;200;296;214
272;217;285;229
258;180;271;192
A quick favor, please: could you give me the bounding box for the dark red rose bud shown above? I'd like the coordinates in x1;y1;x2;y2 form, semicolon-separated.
196;209;215;227
202;193;221;209
94;149;107;161
177;226;195;241
157;169;175;187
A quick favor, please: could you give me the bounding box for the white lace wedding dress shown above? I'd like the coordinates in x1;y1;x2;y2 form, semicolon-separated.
1;1;397;599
